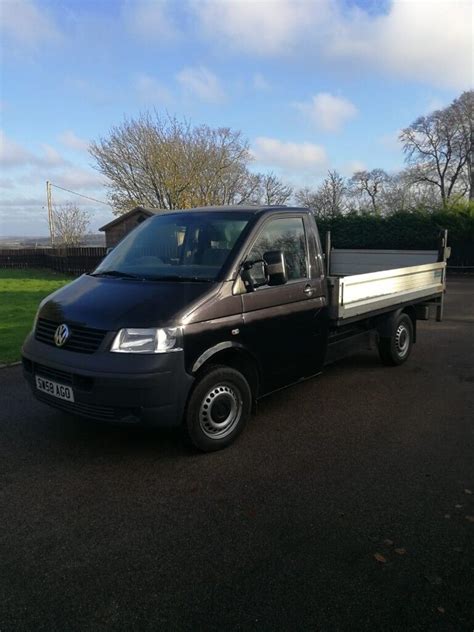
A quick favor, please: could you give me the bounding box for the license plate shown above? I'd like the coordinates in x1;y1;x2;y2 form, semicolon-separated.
35;375;75;402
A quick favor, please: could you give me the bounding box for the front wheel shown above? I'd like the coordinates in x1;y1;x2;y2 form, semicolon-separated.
183;365;252;452
378;313;414;366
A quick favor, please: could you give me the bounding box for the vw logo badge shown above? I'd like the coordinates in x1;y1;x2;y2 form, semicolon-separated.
54;323;70;347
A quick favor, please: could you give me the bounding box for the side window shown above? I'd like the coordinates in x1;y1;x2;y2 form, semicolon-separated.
248;217;308;281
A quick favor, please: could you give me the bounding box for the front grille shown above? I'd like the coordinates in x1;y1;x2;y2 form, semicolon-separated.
35;391;117;421
35;318;107;354
35;362;73;385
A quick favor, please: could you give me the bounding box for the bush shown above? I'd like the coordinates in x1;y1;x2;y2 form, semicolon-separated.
316;208;474;268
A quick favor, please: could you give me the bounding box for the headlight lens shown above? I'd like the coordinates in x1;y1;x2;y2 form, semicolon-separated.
111;328;182;354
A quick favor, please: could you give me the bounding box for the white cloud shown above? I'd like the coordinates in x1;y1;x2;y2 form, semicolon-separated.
326;1;472;90
0;196;112;236
0;196;44;208
0;132;68;169
53;167;108;191
0;131;33;167
18;164;109;193
136;74;173;104
59;130;90;152
41;145;66;167
0;177;15;189
296;93;358;133
192;0;472;90
176;66;226;103
342;160;366;177
253;72;271;91
193;0;326;56
0;134;110;235
0;0;61;49
252;137;327;173
124;0;178;41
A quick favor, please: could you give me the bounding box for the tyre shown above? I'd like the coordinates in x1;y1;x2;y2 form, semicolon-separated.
378;313;414;366
183;365;252;452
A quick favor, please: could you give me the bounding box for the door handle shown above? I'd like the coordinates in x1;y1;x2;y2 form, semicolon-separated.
304;285;314;297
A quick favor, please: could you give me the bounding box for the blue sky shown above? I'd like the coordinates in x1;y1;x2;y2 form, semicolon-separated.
0;0;471;236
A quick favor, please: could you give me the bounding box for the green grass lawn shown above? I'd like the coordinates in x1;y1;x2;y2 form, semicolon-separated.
0;268;71;364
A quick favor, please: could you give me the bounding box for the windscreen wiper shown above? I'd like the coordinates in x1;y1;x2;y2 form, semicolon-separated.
146;275;213;282
90;270;143;280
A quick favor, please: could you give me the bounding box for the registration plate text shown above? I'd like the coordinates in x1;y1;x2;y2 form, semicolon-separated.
35;375;75;402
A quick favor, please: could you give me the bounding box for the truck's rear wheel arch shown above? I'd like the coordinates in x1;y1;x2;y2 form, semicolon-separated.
402;306;417;343
375;307;416;343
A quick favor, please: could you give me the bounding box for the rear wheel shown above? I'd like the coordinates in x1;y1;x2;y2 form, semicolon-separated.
378;313;413;366
183;365;252;452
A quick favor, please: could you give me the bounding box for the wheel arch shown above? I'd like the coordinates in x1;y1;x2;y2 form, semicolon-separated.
191;342;261;402
375;307;417;343
401;306;417;343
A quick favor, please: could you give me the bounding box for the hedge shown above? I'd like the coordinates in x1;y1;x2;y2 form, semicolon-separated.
316;210;474;268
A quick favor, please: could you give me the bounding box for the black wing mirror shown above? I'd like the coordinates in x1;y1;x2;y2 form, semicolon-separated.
263;250;287;286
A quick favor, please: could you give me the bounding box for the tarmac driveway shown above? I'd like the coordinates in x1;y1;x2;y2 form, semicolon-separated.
0;278;473;631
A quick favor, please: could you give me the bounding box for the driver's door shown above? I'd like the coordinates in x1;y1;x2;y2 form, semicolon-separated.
239;215;327;394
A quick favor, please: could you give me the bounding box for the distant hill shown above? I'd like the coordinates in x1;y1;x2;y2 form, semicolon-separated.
0;234;106;249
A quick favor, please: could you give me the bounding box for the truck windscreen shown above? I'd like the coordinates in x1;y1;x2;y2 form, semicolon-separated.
92;212;252;281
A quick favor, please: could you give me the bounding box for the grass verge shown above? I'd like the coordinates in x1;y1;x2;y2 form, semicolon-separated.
0;268;71;364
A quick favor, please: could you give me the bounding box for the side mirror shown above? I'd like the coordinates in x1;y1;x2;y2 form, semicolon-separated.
263;250;287;286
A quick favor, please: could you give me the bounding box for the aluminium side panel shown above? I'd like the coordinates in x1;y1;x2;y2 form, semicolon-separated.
330;262;446;320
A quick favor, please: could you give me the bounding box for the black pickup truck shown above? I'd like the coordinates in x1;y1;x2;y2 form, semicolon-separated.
22;205;447;451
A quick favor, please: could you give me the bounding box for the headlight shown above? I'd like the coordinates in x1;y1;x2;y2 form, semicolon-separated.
110;328;182;354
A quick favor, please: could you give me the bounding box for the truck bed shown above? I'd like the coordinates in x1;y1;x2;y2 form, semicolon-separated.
326;248;447;322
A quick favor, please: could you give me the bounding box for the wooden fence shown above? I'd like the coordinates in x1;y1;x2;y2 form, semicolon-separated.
0;247;107;275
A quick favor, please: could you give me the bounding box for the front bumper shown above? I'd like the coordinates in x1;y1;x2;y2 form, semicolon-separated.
22;333;194;426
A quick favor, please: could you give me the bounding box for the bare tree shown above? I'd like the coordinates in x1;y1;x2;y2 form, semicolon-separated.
400;97;471;206
449;90;474;200
52;203;90;246
378;172;409;213
90;112;262;213
319;170;348;216
258;173;293;205
350;169;388;214
295;186;318;212
296;170;347;218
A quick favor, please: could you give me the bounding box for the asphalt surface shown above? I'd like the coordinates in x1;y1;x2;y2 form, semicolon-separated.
1;278;473;632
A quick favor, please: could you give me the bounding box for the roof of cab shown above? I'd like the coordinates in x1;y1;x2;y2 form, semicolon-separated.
156;205;309;214
99;205;311;232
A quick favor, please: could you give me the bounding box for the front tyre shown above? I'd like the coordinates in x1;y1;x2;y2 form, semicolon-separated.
183;365;252;452
378;313;414;366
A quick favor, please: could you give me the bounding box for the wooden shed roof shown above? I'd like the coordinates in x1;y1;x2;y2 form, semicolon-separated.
99;206;162;232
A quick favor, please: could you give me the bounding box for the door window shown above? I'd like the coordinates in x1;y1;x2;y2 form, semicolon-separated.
248;217;308;281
